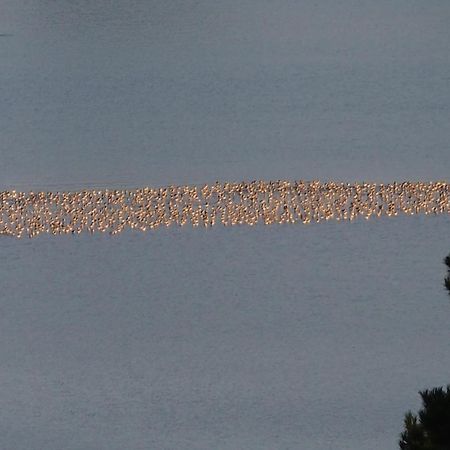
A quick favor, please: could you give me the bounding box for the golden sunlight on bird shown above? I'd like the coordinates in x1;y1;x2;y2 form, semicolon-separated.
0;180;449;238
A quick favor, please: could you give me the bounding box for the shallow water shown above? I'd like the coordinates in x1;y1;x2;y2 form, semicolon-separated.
2;216;450;450
1;1;450;449
1;0;449;189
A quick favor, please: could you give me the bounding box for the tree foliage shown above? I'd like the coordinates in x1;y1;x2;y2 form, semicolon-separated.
399;256;450;449
399;385;450;450
444;255;450;295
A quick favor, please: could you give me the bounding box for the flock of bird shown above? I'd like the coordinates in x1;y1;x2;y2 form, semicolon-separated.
1;180;449;238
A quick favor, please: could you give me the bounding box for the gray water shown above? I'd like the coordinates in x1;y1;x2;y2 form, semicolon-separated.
1;0;449;189
1;1;450;449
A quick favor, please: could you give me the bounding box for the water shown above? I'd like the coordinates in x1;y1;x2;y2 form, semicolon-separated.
1;1;450;449
1;0;449;189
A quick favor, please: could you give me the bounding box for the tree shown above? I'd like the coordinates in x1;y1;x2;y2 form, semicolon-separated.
399;385;450;449
444;254;450;294
399;256;450;449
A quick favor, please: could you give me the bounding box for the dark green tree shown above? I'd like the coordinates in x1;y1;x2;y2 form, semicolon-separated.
399;386;450;450
444;255;450;294
399;256;450;449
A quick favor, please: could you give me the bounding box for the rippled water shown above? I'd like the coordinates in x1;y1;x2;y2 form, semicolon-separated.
1;0;449;189
1;1;449;449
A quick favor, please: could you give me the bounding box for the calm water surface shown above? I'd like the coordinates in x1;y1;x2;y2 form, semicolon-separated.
1;0;449;189
1;2;450;450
